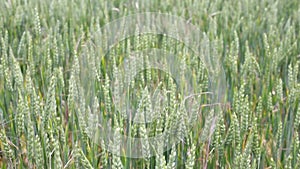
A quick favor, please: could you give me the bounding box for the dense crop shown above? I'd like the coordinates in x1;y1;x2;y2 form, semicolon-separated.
0;0;300;168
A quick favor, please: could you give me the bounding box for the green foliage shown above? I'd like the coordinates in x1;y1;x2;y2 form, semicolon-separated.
0;0;300;168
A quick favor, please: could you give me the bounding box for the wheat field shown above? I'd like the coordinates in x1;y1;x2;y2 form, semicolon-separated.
0;0;300;168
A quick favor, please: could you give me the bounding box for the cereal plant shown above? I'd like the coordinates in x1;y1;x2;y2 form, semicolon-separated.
0;0;299;169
